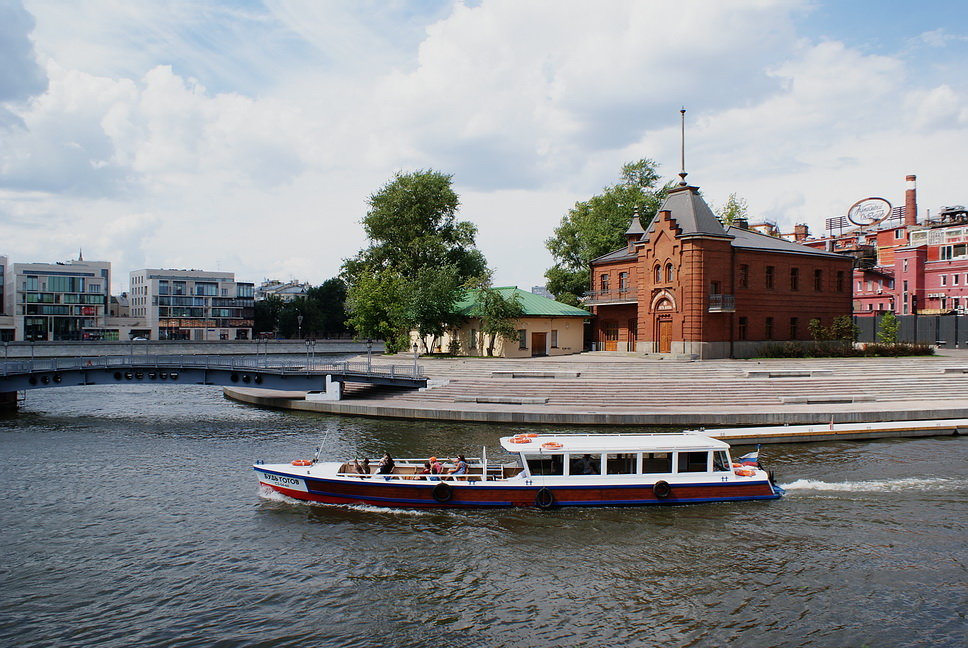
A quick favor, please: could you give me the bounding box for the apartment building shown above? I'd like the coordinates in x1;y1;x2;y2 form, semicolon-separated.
12;257;112;341
129;268;254;340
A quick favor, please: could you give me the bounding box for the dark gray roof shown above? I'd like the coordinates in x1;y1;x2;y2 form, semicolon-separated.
726;226;848;258
642;185;730;242
590;247;637;264
625;214;646;236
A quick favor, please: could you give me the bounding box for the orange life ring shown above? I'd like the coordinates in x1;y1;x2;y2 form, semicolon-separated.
523;433;538;438
291;459;313;466
509;437;532;444
731;463;742;468
541;442;563;450
734;468;756;477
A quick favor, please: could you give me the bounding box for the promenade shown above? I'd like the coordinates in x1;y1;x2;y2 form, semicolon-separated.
224;350;968;428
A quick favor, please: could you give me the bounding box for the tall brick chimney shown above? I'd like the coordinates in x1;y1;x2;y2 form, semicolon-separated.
793;223;809;241
905;174;917;226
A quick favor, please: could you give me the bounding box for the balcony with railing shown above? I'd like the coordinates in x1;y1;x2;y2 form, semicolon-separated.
582;287;638;305
708;294;735;312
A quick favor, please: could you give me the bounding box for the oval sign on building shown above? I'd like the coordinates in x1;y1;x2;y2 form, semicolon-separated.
847;197;892;226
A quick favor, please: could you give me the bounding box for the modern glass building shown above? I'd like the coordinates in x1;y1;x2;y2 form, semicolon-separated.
13;258;112;341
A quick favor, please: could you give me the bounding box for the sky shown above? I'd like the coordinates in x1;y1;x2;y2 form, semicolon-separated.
1;0;966;294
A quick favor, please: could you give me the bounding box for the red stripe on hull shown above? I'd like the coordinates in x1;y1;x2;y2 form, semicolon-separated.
260;478;778;509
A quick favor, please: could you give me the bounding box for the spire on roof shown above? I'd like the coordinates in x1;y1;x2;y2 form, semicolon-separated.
78;248;83;261
625;206;646;237
678;107;688;187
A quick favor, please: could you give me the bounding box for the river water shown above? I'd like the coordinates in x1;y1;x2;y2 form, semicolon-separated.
1;384;965;648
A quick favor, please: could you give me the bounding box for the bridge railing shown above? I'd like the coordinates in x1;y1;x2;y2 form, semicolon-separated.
0;355;425;379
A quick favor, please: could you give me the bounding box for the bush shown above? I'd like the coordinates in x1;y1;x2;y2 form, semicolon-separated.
757;341;934;358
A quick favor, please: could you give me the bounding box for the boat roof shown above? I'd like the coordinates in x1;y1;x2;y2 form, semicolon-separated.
499;433;729;453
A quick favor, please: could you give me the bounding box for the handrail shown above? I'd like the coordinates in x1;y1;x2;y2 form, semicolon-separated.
0;355;425;379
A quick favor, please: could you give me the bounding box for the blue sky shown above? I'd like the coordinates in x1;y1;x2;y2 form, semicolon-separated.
1;0;966;292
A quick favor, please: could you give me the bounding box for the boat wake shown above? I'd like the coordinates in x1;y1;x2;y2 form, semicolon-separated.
780;477;966;493
257;486;433;515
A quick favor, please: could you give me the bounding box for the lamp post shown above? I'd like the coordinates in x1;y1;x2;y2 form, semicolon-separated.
305;338;316;369
412;342;419;376
297;314;303;340
366;339;373;373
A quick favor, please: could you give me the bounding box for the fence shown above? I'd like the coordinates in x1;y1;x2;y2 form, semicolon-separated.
854;314;968;347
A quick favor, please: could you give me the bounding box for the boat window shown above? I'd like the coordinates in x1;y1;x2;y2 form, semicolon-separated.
525;454;564;476
605;453;636;475
570;453;601;475
641;452;672;474
713;451;730;472
678;451;709;473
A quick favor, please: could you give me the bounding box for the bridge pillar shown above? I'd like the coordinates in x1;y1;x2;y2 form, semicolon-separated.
305;375;342;401
0;391;17;412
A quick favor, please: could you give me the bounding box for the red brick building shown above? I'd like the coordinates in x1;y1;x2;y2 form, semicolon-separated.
586;183;854;358
801;175;968;317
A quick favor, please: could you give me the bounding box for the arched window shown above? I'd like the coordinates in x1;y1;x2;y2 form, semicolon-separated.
665;263;674;282
654;265;662;283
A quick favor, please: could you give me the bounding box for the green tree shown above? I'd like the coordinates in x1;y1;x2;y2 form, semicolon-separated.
474;285;524;357
716;192;749;227
877;311;900;345
307;278;349;338
342;170;487;283
409;264;464;353
345;270;412;353
342;170;489;348
254;294;284;336
544;159;672;304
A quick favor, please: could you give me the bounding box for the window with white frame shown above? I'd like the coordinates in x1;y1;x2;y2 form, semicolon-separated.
518;329;527;349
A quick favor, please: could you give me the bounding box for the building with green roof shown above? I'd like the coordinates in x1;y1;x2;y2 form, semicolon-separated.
412;286;590;357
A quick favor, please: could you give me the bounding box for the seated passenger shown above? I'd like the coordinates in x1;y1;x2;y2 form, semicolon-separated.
377;452;395;475
353;458;371;476
449;454;468;476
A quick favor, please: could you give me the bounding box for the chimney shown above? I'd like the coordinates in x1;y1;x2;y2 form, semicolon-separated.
905;174;917;226
733;217;749;230
794;223;809;241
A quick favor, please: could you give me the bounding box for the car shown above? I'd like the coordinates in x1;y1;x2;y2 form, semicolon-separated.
131;337;148;341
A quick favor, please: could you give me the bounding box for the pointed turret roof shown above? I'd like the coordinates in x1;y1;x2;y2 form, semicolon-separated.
642;185;732;242
625;213;646;236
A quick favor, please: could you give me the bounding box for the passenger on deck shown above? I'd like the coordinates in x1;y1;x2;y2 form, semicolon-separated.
449;455;468;476
575;454;599;475
353;458;371;476
377;453;395;475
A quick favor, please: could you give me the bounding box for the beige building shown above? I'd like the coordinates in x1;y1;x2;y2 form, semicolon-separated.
413;287;590;358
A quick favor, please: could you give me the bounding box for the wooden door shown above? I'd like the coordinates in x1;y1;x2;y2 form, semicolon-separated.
531;332;547;356
658;320;672;353
602;321;619;351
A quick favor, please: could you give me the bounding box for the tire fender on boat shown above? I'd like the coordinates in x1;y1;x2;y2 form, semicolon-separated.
432;481;453;503
535;487;556;509
653;480;672;499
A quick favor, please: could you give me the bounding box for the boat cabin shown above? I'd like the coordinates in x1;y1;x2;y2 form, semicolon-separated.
502;433;733;479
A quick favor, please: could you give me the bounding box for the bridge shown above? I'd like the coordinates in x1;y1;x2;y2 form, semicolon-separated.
0;355;427;410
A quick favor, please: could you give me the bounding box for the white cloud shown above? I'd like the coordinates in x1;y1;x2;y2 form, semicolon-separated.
1;0;967;293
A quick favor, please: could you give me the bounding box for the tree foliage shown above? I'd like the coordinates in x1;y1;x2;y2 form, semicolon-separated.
544;159;672;304
346;270;412;353
473;284;524;357
342;170;489;350
716;192;750;227
877;311;900;345
342;170;487;283
253;279;349;339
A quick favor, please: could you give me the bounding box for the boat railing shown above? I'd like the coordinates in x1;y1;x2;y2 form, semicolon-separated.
336;458;505;481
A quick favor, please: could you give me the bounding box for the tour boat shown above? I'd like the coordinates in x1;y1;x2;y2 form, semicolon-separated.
253;433;783;509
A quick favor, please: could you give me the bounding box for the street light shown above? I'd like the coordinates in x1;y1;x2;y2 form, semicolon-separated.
297;314;303;340
366;338;373;373
305;338;316;369
412;342;419;376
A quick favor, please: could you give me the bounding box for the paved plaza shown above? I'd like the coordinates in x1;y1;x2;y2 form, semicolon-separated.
225;350;968;427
